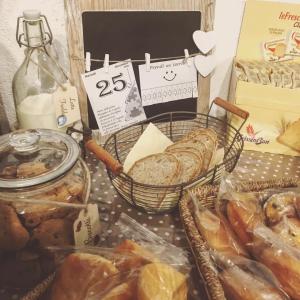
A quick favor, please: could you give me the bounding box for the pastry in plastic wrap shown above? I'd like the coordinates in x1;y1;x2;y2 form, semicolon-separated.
0;203;29;250
100;280;136;300
264;192;297;225
190;193;248;257
114;239;157;271
272;217;300;248
212;252;289;300
254;226;300;300
226;194;264;247
50;253;119;300
137;262;187;300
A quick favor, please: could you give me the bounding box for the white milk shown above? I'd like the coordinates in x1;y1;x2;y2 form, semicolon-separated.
17;93;58;130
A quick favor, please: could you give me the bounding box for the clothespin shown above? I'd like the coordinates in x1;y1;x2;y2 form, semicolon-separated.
184;49;191;67
145;53;151;72
104;54;109;73
85;52;91;72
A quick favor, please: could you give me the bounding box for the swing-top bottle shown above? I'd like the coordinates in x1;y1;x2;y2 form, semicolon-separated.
12;10;67;130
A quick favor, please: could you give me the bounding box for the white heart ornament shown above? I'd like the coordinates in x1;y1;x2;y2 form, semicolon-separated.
194;55;216;77
193;30;216;54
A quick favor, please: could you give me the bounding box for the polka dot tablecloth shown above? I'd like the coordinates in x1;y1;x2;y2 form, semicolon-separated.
85;149;300;300
2;150;300;300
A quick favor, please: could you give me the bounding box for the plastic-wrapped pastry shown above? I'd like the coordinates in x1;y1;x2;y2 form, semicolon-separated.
190;192;248;257
263;192;297;225
212;251;289;300
253;226;300;300
226;193;264;247
272;217;300;248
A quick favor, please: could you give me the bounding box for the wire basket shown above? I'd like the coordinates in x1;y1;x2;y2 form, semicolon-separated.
103;98;248;214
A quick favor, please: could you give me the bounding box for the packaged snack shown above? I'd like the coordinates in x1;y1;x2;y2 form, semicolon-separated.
22;214;191;300
190;191;248;257
211;251;290;300
253;226;300;300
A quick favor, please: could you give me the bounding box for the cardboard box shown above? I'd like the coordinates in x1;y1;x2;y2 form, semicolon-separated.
229;0;300;156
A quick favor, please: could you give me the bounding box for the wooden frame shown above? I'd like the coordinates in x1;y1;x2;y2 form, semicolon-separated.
64;0;215;126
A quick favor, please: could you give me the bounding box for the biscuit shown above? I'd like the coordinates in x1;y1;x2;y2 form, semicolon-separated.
31;219;74;247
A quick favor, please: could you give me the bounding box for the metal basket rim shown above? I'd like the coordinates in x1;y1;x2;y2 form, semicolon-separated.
103;111;244;190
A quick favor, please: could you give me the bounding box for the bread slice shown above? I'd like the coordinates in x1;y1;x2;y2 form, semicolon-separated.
166;140;207;172
128;153;180;186
50;253;119;300
167;150;202;184
137;262;187;300
277;119;300;152
181;129;218;171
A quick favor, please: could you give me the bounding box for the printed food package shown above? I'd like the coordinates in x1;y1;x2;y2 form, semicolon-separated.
229;0;300;156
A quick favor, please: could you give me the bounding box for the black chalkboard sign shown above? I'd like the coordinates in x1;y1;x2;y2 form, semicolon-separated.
82;11;201;129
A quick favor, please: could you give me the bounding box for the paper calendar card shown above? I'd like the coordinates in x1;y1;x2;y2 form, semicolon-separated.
81;60;146;136
139;58;198;106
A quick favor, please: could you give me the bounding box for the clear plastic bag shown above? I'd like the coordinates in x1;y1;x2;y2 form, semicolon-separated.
211;250;290;300
22;213;191;300
253;226;300;300
189;191;249;257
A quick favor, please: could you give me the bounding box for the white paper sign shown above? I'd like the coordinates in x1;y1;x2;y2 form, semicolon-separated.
139;58;198;106
82;60;146;135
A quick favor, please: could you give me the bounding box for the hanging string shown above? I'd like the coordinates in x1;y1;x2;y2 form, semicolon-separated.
71;51;204;64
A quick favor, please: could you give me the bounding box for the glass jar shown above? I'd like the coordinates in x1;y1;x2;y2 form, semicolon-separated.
12;10;68;131
0;129;91;247
0;129;91;289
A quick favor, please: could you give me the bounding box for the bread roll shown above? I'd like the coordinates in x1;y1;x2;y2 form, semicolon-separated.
137;263;187;300
0;203;29;250
50;253;119;300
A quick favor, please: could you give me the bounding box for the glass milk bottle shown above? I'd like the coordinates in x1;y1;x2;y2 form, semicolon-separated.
12;10;68;130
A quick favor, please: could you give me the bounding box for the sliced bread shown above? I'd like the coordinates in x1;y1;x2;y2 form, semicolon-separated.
167;150;202;184
128;153;180;186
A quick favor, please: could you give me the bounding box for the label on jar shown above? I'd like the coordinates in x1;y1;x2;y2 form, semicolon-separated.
53;82;81;128
73;204;101;246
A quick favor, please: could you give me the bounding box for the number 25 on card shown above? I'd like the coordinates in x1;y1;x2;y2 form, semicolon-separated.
96;73;126;98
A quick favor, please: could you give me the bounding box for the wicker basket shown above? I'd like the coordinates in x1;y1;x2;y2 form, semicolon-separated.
179;178;299;300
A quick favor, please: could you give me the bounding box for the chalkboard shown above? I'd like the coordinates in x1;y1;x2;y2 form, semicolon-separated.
82;11;201;129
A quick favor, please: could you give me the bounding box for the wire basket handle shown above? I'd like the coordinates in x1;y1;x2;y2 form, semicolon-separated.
85;140;123;175
209;97;249;132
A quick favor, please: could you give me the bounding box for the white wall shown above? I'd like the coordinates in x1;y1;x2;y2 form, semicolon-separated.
0;0;68;132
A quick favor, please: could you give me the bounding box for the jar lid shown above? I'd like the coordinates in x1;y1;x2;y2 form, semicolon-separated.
0;129;80;189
